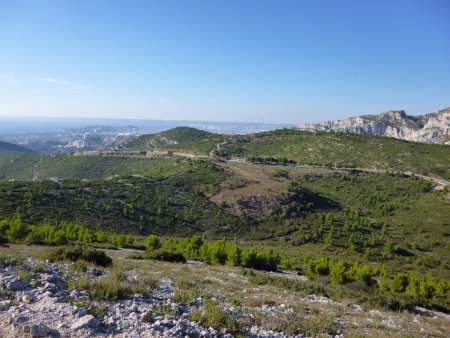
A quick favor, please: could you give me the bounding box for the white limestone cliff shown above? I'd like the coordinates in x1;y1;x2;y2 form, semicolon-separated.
298;107;450;144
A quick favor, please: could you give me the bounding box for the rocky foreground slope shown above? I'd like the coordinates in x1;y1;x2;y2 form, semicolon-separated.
298;107;450;144
1;255;450;337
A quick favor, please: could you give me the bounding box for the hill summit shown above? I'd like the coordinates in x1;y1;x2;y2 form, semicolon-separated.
298;107;450;144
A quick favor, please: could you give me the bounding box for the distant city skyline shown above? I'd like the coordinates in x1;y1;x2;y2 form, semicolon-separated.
0;0;449;123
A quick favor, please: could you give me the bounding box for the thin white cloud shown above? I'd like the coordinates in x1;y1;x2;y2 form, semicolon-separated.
38;77;88;90
39;77;69;85
0;73;20;85
159;98;179;109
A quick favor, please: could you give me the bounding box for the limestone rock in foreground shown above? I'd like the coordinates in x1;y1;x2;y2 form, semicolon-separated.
22;323;51;338
70;315;100;330
6;279;28;291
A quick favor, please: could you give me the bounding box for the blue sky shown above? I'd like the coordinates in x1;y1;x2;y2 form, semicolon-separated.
0;0;449;123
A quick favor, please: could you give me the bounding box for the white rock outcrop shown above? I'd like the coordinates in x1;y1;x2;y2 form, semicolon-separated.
298;107;450;144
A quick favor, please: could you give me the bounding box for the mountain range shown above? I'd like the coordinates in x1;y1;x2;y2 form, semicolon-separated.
298;107;450;144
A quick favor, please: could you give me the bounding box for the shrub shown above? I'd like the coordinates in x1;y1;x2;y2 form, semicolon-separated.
226;245;241;266
174;290;193;305
31;262;48;273
111;269;127;282
392;273;409;292
149;250;186;263
89;277;131;301
306;257;329;278
87;303;109;316
329;261;348;284
241;247;280;271
190;301;239;333
208;240;228;265
205;301;238;332
68;277;90;291
0;254;26;267
146;235;161;251
70;260;88;273
46;245;112;267
135;275;159;294
241;247;259;269
17;271;32;282
6;218;29;243
353;264;373;286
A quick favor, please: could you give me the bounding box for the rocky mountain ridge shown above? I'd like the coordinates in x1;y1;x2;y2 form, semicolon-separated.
298;107;450;144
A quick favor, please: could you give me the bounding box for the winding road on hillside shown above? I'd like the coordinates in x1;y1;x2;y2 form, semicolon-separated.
74;149;450;188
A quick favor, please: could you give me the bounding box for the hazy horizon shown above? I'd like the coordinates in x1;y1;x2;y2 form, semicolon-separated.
0;103;447;126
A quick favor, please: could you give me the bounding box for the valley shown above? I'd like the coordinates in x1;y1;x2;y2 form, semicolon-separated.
0;127;449;337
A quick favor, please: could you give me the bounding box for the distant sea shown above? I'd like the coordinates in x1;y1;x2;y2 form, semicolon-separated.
0;117;295;135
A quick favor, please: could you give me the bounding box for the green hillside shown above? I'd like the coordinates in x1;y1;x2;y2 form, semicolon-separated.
125;126;224;155
0;154;187;181
0;140;35;157
217;129;450;178
0;157;448;279
0;128;448;301
125;127;450;178
0;145;448;312
0;160;241;237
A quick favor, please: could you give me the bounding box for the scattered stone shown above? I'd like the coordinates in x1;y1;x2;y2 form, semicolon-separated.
22;293;35;304
15;316;30;324
6;279;28;291
141;310;153;323
22;323;51;337
46;275;61;284
0;301;11;311
70;315;100;330
0;256;448;338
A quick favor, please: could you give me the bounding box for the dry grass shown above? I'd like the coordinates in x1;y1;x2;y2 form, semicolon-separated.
1;244;449;337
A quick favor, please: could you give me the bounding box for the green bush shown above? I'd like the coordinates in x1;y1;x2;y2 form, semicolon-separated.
306;257;329;278
129;250;187;263
17;271;32;282
87;303;109;317
190;301;238;333
6;217;29;243
70;260;88;273
111;269;127;282
329;261;348;284
0;254;26;267
353;264;373;286
241;247;280;271
151;251;186;263
158;236;281;271
31;262;48;273
392;273;409;292
68;277;90;290
146;235;162;250
46;245;112;267
89;277;131;301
